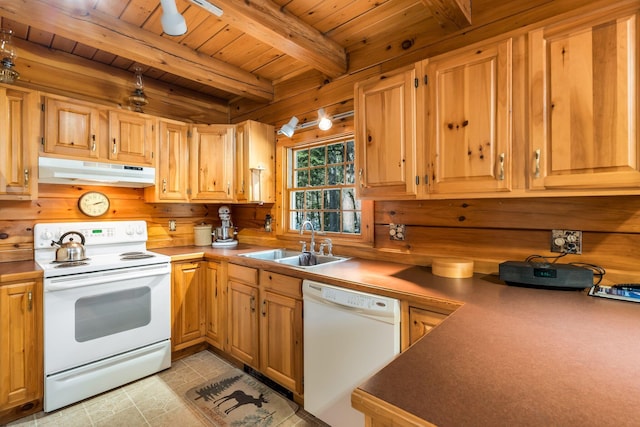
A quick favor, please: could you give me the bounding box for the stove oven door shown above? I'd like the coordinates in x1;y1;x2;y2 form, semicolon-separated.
44;263;171;375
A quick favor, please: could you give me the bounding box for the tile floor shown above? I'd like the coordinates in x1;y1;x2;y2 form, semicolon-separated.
7;350;327;427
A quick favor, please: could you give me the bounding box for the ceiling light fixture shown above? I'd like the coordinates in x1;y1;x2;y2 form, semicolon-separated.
317;108;333;131
279;116;299;138
0;29;19;84
160;0;187;36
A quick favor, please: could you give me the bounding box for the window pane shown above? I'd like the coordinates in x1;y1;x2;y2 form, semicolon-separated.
343;211;361;234
327;165;344;185
291;191;305;209
307;212;321;231
324;189;340;210
291;211;304;230
310;147;326;166
295;170;308;187
346;140;355;162
296;150;309;168
345;163;355;184
324;212;340;232
342;188;360;210
309;168;326;186
327;143;344;164
306;190;321;209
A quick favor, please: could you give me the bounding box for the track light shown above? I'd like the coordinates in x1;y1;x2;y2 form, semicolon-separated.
317;108;333;131
160;0;187;36
279;116;299;138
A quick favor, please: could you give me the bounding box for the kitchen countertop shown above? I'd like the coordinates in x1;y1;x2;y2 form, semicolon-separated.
0;260;42;283
144;246;640;424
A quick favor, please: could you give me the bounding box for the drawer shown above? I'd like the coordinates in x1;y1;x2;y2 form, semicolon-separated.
260;270;302;298
228;263;258;285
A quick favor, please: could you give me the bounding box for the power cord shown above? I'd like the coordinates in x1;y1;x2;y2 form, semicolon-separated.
569;262;606;285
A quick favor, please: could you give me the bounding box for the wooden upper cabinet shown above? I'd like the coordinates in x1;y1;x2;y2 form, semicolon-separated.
422;38;513;196
529;13;639;190
43;96;100;159
190;124;235;202
235;120;275;203
0;86;39;200
145;118;189;202
355;65;417;199
107;110;155;166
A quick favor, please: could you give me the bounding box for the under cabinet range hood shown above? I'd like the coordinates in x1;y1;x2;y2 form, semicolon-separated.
38;157;155;188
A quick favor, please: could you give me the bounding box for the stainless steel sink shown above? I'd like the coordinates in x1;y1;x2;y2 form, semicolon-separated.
274;254;349;269
239;249;349;269
238;248;301;260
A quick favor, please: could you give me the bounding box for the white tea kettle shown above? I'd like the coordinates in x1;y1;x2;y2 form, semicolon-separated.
51;231;86;262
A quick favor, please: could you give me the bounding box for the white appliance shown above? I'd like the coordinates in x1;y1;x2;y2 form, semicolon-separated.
38;157;156;188
302;280;401;427
34;220;172;412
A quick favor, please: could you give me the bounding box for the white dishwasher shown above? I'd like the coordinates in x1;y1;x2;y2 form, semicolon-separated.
302;279;400;427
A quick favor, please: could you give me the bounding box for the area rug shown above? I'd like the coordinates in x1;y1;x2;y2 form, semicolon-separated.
186;368;298;426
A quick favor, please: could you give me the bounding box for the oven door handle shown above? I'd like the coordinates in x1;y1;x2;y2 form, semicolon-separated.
45;264;171;291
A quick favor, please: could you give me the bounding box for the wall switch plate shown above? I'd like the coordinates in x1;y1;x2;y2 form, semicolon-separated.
389;223;406;241
169;220;176;231
551;229;582;254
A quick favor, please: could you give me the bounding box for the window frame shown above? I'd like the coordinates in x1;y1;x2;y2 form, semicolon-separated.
275;132;373;248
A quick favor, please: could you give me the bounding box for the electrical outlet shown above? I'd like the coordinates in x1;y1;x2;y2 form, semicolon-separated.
389;223;405;241
550;229;582;254
169;220;176;232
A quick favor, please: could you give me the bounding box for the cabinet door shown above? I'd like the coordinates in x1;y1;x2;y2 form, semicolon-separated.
235;120;275;203
108;110;155;165
227;280;259;368
44;96;100;159
172;261;206;351
530;14;639;190
146;118;190;202
355;66;417;199
0;279;42;423
408;307;448;347
259;290;302;394
0;86;38;200
205;261;225;350
426;38;512;195
190;124;235;201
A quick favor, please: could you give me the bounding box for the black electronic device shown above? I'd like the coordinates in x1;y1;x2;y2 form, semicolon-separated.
499;261;593;289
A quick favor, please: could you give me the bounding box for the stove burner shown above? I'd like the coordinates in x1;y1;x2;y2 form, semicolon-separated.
54;261;89;268
120;251;156;260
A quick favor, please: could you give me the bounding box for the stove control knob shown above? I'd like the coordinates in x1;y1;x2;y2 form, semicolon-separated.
135;225;144;235
126;226;134;236
41;230;53;241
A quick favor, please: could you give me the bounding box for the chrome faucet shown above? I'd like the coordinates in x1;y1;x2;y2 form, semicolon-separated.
300;220;316;253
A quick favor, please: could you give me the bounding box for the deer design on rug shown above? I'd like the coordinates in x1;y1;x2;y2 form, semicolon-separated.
213;390;269;414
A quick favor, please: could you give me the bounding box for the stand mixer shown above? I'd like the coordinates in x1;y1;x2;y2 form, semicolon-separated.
212;205;238;247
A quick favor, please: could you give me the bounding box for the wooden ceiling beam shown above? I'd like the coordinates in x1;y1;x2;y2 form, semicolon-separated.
421;0;472;29
0;0;274;102
213;0;347;78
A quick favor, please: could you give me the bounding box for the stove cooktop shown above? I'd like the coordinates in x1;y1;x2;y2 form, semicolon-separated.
37;250;171;277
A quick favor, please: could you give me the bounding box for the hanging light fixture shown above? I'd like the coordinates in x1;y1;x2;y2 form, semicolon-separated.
128;66;148;113
0;29;19;84
160;0;187;36
317;108;333;131
279;116;299;138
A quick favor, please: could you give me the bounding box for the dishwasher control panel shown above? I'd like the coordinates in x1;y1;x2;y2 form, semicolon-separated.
322;287;389;310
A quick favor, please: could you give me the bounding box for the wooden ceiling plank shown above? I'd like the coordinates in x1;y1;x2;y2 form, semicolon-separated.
213;0;347;77
421;0;472;29
0;0;273;102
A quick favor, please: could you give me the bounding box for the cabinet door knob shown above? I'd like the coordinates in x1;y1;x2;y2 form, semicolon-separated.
162;178;167;193
250;295;256;312
91;134;96;151
24;169;29;186
112;138;117;154
27;291;32;311
262;300;267;317
358;168;364;188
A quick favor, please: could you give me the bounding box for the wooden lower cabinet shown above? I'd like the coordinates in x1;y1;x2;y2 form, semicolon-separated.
401;301;456;350
226;265;303;397
172;260;224;353
0;278;43;425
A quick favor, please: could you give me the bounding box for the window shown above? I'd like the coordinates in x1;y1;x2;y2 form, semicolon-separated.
287;137;361;235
